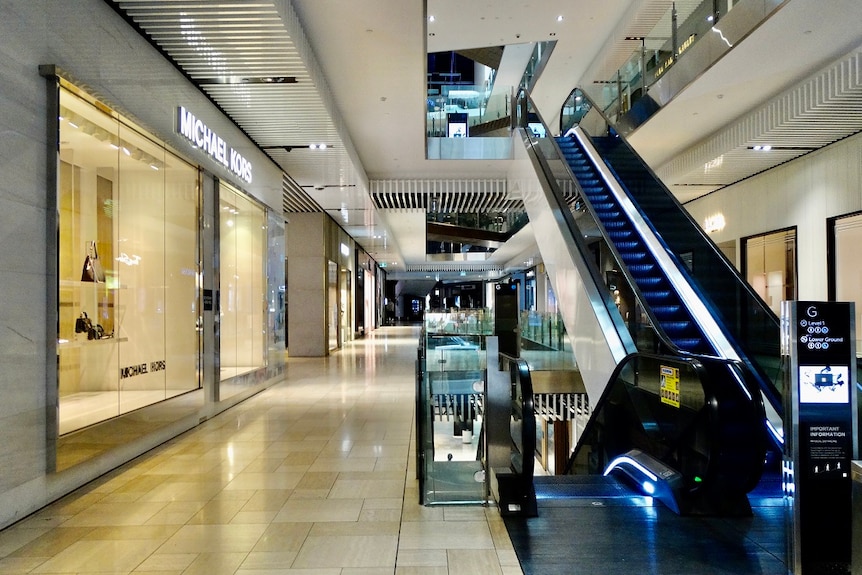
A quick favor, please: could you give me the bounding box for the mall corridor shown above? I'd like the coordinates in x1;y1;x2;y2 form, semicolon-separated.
0;326;521;574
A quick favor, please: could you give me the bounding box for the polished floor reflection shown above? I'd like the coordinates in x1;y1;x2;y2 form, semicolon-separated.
0;326;522;574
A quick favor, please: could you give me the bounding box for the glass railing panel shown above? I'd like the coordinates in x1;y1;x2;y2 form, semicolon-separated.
426;85;513;138
421;332;488;505
426;210;529;237
424;310;494;337
522;41;556;93
579;0;781;132
520;310;566;351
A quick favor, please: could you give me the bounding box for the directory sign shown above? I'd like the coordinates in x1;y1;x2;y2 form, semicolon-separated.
783;301;857;574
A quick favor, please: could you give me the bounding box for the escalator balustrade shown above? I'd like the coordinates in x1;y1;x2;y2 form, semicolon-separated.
557;136;710;355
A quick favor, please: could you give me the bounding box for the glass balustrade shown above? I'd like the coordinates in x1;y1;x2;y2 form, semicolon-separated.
419;312;494;505
572;0;783;134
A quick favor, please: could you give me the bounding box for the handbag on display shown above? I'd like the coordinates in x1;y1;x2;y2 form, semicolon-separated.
81;241;105;283
87;323;105;341
74;311;92;334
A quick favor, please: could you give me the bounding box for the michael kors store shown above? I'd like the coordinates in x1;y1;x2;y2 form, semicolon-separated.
45;73;286;472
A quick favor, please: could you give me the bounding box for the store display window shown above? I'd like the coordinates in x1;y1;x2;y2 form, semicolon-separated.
219;183;267;390
832;212;862;355
57;83;201;434
743;228;797;315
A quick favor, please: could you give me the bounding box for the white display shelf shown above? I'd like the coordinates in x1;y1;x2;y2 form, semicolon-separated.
57;337;128;350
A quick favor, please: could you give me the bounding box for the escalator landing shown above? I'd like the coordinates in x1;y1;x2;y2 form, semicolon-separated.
504;474;787;575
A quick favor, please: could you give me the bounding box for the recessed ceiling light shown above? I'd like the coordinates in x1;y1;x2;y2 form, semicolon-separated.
557;15;563;22
428;15;435;22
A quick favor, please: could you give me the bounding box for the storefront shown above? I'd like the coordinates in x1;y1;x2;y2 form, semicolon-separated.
57;81;201;435
47;75;285;470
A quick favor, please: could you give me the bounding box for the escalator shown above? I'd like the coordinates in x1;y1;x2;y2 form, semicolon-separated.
556;128;784;433
505;90;784;516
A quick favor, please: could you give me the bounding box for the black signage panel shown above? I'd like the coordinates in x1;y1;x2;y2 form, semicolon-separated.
203;289;214;311
494;283;519;358
785;301;857;574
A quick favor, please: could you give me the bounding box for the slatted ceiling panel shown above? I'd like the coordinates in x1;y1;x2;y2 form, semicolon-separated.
282;174;321;213
111;0;363;225
662;48;862;193
368;180;522;213
406;263;504;273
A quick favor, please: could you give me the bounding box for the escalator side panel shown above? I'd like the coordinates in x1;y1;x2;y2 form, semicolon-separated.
513;129;635;404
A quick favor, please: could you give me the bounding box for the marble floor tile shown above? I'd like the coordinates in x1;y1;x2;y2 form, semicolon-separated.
292;534;398;569
250;522;312;553
240;489;293;512
179;551;247;575
447;548;505;575
396;548;448;567
31;538;162;573
9;526;95;557
156;523;268;554
274;498;364;522
0;327;524;575
328;478;405;499
134;551;197;572
398;520;495;550
224;471;305;491
239;550;297;570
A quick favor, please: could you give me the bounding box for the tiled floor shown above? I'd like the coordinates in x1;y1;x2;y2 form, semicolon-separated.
0;326;523;574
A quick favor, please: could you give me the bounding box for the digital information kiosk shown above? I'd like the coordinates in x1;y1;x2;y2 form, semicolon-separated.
783;301;857;574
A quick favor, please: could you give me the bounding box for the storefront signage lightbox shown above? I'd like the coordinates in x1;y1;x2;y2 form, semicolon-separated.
177;107;253;184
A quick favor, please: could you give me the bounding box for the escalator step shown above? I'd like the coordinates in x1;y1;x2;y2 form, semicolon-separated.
652;305;682;315
661;321;693;333
619;251;648;263
642;290;672;300
608;230;634;240
628;263;656;274
672;337;704;349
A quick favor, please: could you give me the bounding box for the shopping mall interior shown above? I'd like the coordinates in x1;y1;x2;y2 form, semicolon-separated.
0;0;862;573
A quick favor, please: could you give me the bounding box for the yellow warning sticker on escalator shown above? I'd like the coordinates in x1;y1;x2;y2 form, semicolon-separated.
660;365;680;408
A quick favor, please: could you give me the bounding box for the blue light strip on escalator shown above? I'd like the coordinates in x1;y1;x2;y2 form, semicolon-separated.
603;455;658;481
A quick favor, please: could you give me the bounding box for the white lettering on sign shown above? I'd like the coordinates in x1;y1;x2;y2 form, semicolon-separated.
177;107;253;184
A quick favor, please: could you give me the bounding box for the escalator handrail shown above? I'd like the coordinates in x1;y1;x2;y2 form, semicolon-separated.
551;133;724;362
517;123;636;364
499;353;536;482
569;126;743;365
517;89;774;424
516;91;718;362
568;88;784;409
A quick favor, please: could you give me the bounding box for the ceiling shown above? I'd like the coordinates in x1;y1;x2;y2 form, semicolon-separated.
108;0;862;285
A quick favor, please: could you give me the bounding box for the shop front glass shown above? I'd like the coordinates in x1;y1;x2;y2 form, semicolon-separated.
744;228;797;315
219;183;267;391
57;83;200;435
834;212;862;355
